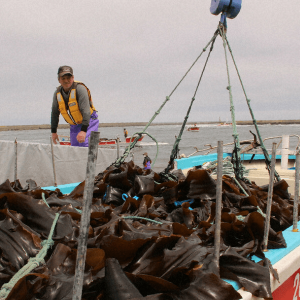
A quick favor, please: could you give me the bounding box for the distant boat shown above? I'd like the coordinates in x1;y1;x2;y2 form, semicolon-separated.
218;117;232;126
217;122;232;126
187;124;200;132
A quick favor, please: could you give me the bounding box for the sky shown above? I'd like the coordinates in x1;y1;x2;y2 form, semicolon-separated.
1;0;299;126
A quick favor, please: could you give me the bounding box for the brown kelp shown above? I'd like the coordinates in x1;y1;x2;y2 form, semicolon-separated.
0;161;295;299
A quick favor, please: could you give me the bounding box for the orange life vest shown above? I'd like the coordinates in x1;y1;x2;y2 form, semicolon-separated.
56;81;96;125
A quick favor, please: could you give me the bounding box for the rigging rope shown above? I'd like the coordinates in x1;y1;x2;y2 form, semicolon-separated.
117;131;159;168
223;34;281;182
113;30;220;168
121;216;163;225
160;32;218;180
218;23;244;181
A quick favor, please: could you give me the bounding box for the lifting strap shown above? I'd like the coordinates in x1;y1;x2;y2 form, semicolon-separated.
160;32;218;180
218;23;244;181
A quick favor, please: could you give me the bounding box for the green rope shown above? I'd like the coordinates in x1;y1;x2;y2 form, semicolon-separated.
0;213;60;299
233;177;249;197
218;24;244;181
117;131;159;168
122;216;163;225
42;193;82;214
113;31;219;168
236;215;246;221
41;193;50;208
224;34;281;182
203;157;249;178
236;206;265;222
163;97;196;177
257;206;266;218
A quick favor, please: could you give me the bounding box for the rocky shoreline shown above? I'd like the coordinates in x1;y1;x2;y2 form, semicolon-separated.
0;119;300;131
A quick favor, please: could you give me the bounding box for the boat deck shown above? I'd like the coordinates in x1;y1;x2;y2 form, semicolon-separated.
181;167;297;195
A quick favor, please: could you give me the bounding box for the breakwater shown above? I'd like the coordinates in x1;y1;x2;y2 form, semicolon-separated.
0;119;300;131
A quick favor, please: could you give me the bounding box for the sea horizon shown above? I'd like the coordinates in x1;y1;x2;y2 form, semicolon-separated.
1;119;300;132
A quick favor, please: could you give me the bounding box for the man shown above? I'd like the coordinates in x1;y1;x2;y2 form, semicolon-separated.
143;152;152;170
124;128;128;139
51;66;99;147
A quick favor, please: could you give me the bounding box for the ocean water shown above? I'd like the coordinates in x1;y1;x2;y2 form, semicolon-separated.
1;124;299;172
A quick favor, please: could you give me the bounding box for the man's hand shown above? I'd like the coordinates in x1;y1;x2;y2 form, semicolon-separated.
52;133;59;144
77;131;87;143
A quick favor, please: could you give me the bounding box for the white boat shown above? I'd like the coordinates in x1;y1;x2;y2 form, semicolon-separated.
41;153;300;300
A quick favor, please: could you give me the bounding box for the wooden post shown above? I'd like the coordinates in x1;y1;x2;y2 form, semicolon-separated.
117;137;120;159
263;143;277;251
214;141;223;269
293;151;300;232
14;138;17;183
72;131;100;300
50;136;57;187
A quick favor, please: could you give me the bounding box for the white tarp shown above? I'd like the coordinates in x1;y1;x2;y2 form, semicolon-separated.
0;140;119;187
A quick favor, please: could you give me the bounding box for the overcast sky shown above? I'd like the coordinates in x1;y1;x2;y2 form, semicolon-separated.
1;0;299;126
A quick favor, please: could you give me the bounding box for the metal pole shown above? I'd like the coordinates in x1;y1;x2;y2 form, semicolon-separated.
293;151;300;232
214;141;223;269
263;143;277;251
72;131;100;300
50;136;57;187
14;138;17;182
117;137;120;159
281;135;289;170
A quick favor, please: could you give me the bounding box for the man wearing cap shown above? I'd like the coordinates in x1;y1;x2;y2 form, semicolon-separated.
51;66;99;147
142;153;152;170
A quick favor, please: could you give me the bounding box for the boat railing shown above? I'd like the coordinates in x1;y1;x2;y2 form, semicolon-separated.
185;135;300;158
261;135;300;152
186;140;252;158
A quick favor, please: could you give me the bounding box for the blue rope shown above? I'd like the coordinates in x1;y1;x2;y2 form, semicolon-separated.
174;199;194;211
122;194;139;201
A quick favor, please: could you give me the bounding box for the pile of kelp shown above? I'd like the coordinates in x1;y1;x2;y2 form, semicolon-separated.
0;161;295;300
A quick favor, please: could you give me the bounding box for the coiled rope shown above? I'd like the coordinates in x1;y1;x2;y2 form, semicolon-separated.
202;156;249;196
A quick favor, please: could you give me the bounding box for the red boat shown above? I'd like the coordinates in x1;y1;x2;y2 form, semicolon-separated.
125;136;144;143
58;135;144;146
187;124;200;132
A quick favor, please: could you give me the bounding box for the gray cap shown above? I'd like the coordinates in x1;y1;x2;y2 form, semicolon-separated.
58;66;73;77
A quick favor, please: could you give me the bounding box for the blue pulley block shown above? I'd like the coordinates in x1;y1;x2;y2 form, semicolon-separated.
210;0;242;19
